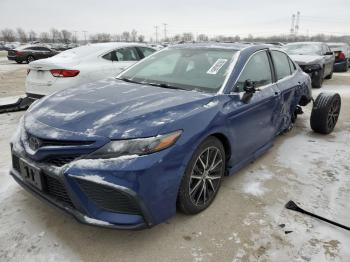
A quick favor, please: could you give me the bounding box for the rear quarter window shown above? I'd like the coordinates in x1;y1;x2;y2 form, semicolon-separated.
271;51;292;80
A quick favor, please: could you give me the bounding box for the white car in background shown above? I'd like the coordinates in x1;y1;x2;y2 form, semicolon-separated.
25;42;156;99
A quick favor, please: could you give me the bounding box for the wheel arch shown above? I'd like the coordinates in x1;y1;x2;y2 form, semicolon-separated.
210;132;232;166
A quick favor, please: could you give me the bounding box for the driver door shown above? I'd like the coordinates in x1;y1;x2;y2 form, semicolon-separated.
224;50;280;166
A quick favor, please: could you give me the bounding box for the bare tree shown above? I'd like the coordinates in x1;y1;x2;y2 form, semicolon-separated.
182;32;194;42
122;31;130;42
50;28;61;43
40;32;50;43
16;28;28;43
90;33;111;43
137;35;145;43
112;34;122;42
1;28;16;42
131;29;137;42
28;30;37;42
197;34;209;42
61;30;72;43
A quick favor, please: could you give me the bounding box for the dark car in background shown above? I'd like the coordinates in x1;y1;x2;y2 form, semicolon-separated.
7;45;59;64
283;42;335;88
328;42;350;72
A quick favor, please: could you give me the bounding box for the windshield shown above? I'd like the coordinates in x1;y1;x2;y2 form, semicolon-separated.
283;43;322;55
118;48;237;93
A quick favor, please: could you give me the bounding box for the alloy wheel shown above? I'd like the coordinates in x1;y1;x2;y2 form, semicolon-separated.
189;146;224;206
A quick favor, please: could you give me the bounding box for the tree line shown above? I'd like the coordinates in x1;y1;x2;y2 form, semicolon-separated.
1;27;349;44
0;28;146;44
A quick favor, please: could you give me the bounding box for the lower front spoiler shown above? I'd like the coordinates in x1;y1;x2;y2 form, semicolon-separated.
10;171;148;230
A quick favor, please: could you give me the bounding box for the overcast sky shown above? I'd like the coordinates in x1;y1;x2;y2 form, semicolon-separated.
1;0;350;40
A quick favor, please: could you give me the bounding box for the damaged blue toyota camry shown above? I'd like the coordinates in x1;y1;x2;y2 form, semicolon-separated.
10;43;341;229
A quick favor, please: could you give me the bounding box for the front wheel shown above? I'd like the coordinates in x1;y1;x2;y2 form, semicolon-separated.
177;137;225;214
26;55;35;63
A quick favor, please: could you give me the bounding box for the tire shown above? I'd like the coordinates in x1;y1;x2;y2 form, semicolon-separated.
342;61;349;72
26;55;35;63
312;68;324;88
310;93;341;134
15;60;22;64
177;137;226;214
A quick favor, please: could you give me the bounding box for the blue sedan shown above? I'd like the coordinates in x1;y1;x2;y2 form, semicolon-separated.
9;43;341;229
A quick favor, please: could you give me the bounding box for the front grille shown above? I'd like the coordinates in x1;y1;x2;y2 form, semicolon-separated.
76;178;142;215
45;155;80;167
26;132;94;150
44;174;74;207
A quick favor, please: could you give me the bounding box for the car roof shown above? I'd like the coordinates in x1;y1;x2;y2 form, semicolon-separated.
169;42;270;51
285;42;324;45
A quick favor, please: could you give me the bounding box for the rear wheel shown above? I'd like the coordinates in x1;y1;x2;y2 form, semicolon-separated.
177;137;225;214
27;55;35;63
310;93;341;134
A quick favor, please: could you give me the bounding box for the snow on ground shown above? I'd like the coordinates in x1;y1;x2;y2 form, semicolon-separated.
0;74;349;261
0;59;27;75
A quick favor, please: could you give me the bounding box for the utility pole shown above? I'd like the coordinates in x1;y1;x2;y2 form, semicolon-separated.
154;26;159;43
73;31;78;43
290;14;295;35
163;23;167;41
295;11;300;35
82;30;88;44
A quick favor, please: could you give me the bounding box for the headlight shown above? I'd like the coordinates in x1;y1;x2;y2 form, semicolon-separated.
88;130;182;159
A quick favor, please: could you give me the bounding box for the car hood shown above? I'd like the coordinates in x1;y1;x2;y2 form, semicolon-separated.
289;54;323;65
24;78;214;140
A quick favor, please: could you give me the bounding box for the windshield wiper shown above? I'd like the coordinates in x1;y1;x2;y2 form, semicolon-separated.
116;77;143;84
144;82;186;90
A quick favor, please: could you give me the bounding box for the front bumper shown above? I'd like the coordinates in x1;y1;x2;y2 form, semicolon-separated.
10;129;188;229
10;168;148;230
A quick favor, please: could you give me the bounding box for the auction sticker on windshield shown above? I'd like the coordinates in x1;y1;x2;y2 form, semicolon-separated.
207;59;228;74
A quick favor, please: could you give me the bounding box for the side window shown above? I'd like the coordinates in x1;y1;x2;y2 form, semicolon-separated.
41;47;51;51
271;51;292;80
102;52;113;61
115;47;140;61
138;47;156;58
288;58;296;73
235;51;272;92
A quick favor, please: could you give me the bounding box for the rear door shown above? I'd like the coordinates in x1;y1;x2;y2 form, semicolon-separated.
112;47;141;74
226;50;280;165
270;50;300;133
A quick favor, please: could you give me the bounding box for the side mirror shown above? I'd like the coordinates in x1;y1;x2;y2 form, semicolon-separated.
243;79;257;94
324;51;333;56
241;79;257;103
